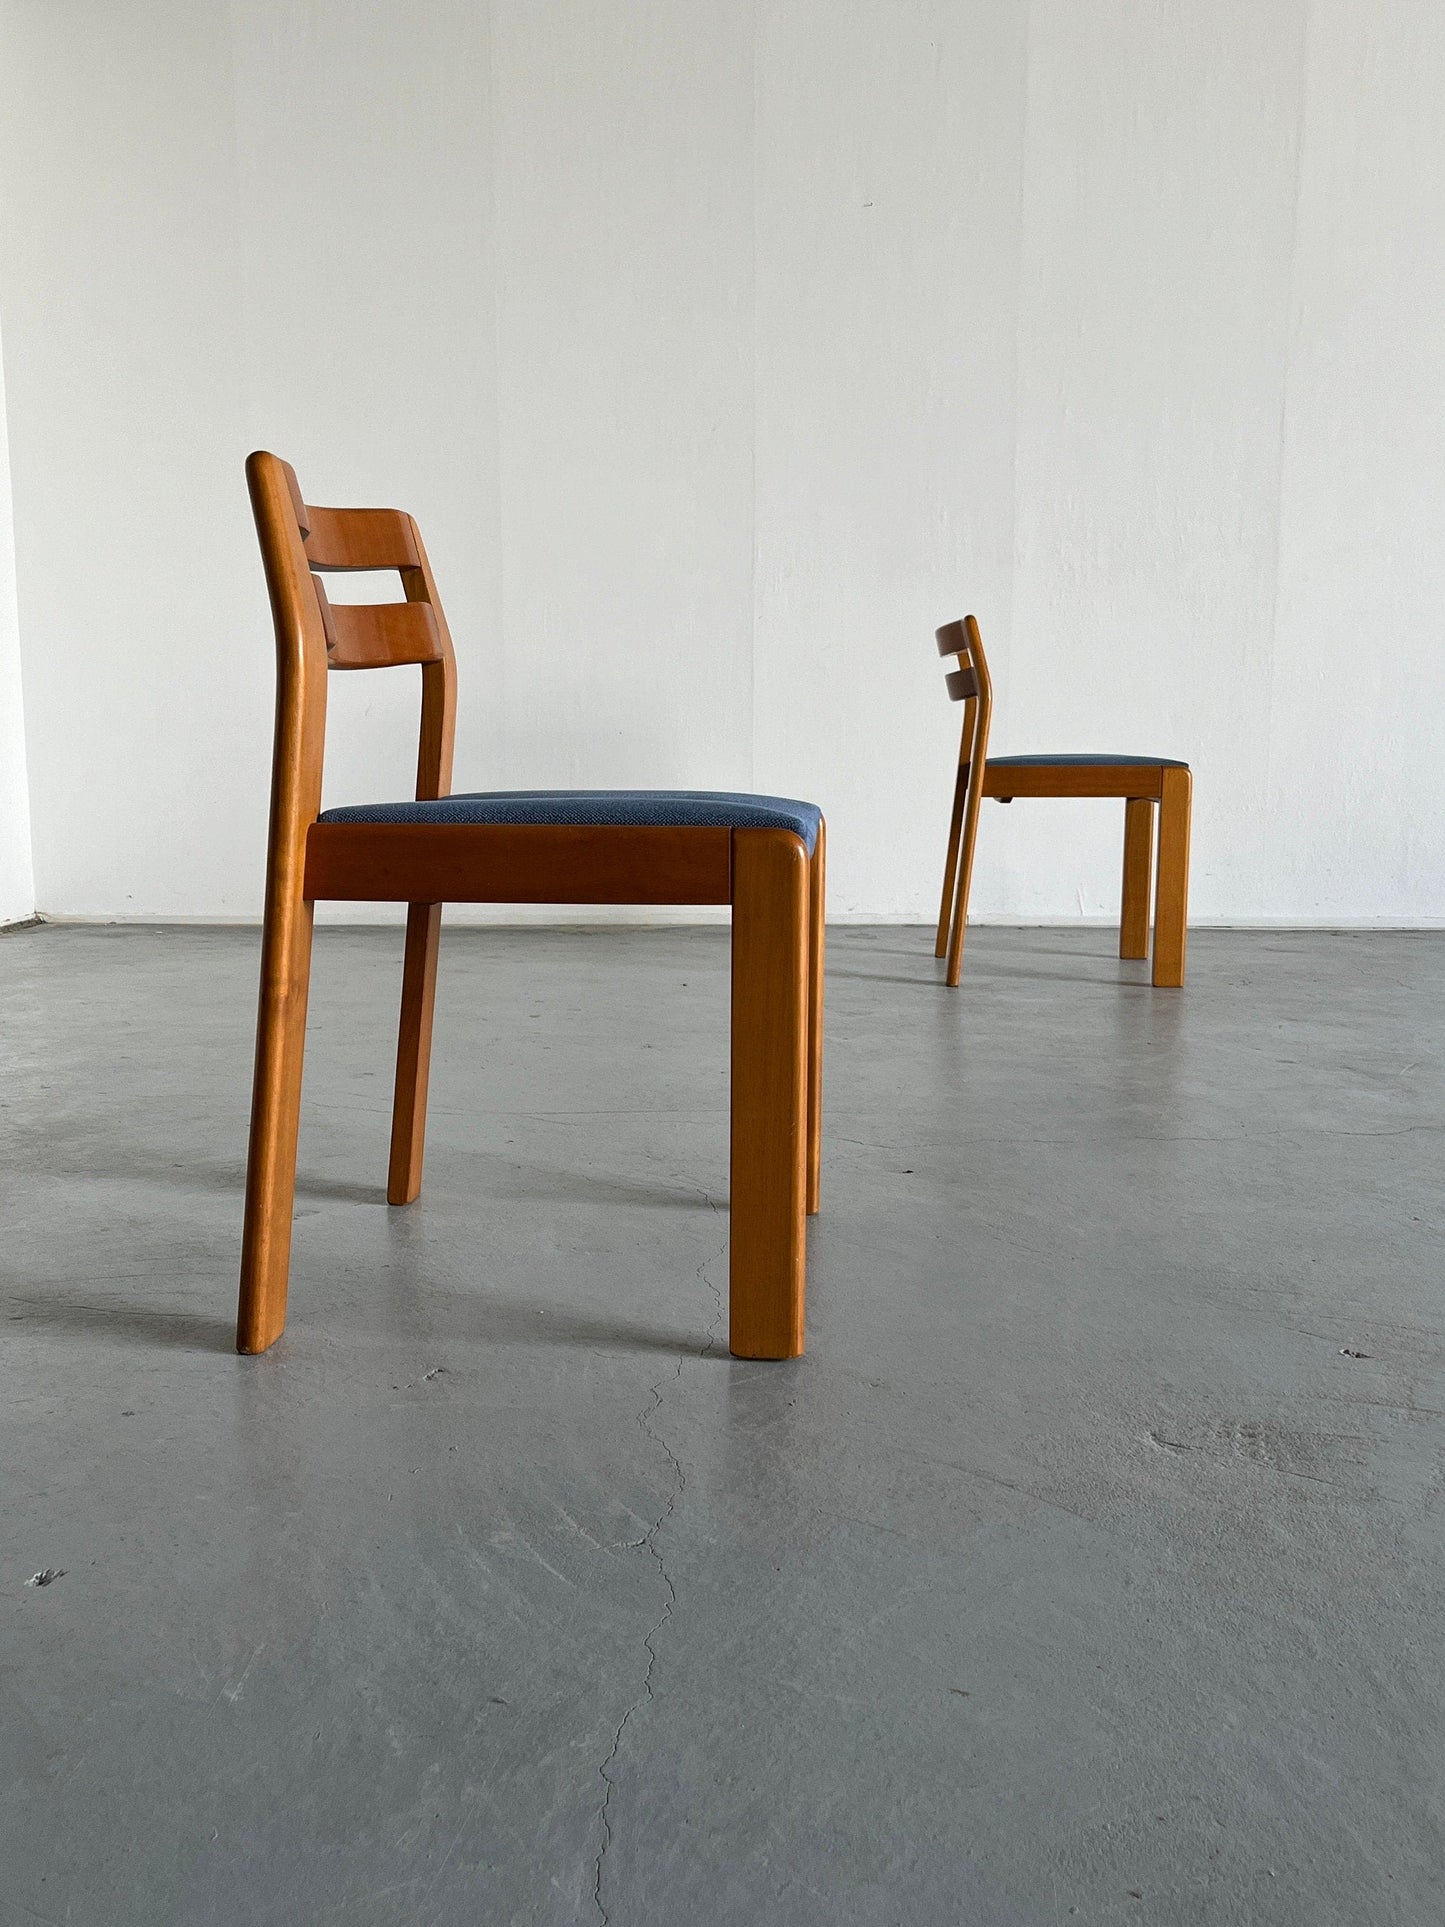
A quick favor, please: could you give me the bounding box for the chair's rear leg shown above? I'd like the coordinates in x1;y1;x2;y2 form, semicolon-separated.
730;829;809;1359
1120;798;1155;960
1152;768;1192;988
389;901;443;1205
945;760;988;989
806;821;826;1217
935;763;967;958
237;891;315;1354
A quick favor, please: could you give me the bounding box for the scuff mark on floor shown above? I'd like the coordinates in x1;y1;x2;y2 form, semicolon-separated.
391;1363;448;1392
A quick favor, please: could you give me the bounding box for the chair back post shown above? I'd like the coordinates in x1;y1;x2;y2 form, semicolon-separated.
246;451;330;914
935;614;994;985
237;451;332;1353
935;614;994;774
400;525;457;802
952;613;993;769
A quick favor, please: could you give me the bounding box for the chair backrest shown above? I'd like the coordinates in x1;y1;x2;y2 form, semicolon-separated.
936;613;991;713
937;614;993;761
246;451;458;852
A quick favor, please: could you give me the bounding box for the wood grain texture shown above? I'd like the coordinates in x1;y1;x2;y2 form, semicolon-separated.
315;594;443;670
385;512;459;1206
981;763;1169;800
305;821;733;905
1120;798;1155;959
1152;766;1192;987
729;828;809;1359
237;452;329;1354
301;504;421;571
807;817;826;1217
945;616;993;988
935;762;966;959
239;456;467;1351
404;520;459;805
388;902;443;1205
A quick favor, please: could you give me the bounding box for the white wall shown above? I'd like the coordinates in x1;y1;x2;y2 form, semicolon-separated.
0;0;1441;924
0;323;34;923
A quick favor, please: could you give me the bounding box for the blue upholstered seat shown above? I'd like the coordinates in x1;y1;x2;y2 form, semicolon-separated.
319;789;824;856
986;753;1188;769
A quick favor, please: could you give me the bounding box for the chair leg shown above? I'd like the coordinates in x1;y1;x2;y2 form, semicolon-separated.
945;759;988;989
935;763;966;958
388;901;443;1206
1120;798;1155;960
806;821;826;1217
730;829;809;1359
1152;767;1192;988
237;887;315;1354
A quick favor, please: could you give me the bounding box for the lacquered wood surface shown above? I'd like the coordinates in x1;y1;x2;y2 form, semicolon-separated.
729;829;809;1359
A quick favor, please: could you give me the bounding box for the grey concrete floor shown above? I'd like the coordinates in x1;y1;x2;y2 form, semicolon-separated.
1;923;1442;1926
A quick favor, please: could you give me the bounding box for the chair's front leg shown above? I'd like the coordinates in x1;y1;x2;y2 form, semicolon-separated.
388;901;443;1205
807;820;826;1217
730;829;809;1359
1152;768;1192;987
237;887;315;1353
1120;798;1155;960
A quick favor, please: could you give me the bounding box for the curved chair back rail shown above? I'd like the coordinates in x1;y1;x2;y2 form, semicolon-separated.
239;452;824;1365
933;612;1191;989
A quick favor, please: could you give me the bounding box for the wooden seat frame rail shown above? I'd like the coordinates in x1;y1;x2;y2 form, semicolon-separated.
934;615;1191;988
238;452;823;1361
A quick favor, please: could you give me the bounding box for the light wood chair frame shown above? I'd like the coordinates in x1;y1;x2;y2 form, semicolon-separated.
238;452;823;1360
934;615;1191;988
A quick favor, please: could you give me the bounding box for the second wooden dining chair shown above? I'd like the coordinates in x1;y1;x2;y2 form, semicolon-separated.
238;452;823;1361
934;615;1192;988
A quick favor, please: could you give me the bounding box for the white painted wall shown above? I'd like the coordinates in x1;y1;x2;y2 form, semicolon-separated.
0;0;1441;924
0;325;34;923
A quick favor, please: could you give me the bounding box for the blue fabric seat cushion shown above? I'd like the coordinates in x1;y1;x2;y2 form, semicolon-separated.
986;753;1188;769
319;789;823;856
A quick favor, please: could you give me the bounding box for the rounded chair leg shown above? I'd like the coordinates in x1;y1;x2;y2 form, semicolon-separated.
1152;768;1192;987
1120;798;1155;960
388;901;443;1205
729;829;809;1359
237;891;315;1354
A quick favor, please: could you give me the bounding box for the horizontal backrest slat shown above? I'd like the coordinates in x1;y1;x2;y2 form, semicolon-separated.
317;596;442;670
302;505;421;571
936;619;969;657
945;665;979;702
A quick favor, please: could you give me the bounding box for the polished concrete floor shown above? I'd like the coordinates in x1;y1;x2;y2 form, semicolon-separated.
2;922;1442;1925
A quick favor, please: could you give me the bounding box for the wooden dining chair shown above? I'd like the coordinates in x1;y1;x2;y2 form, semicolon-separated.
934;615;1191;988
238;451;824;1360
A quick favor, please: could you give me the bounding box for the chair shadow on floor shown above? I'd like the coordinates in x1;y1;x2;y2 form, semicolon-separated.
21;1143;716;1216
408;1289;721;1360
4;1151;726;1360
6;1293;235;1355
0;1137;388;1208
6;1275;722;1363
827;952;1162;990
